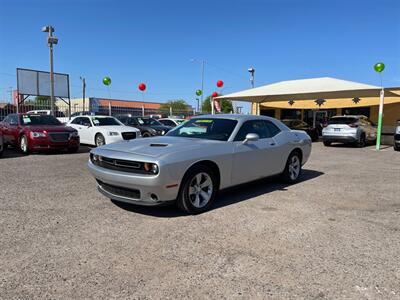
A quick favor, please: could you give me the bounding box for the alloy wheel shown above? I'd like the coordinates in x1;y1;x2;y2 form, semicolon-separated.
288;155;300;180
188;172;213;208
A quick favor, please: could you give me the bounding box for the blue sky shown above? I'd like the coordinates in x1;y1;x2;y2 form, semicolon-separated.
1;0;399;111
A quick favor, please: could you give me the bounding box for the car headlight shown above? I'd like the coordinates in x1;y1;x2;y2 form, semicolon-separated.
396;126;400;134
69;131;79;138
143;162;159;174
30;131;47;138
108;131;119;136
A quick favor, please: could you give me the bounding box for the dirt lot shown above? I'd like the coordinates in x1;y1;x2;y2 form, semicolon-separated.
0;143;399;299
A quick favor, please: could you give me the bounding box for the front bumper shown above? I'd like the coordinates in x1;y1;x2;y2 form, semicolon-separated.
29;136;80;150
87;160;179;206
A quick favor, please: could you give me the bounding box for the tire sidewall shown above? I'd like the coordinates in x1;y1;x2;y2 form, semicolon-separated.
95;133;105;147
20;135;29;154
282;151;302;183
178;166;217;214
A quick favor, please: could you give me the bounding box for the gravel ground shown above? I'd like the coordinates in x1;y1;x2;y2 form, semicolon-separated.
0;143;399;299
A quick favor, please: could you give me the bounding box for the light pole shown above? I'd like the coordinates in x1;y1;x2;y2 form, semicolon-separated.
248;67;257;114
191;59;205;112
80;76;86;113
42;25;58;116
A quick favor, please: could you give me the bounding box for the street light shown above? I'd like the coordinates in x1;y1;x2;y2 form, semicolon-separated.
191;58;205;112
42;25;58;116
248;67;257;115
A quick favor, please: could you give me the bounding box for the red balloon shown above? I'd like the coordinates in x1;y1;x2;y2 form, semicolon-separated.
138;83;146;91
212;92;218;97
216;80;224;88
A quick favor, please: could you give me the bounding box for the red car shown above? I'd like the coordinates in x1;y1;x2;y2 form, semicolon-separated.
0;113;80;154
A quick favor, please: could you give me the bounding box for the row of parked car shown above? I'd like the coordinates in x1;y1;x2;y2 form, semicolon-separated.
0;113;186;155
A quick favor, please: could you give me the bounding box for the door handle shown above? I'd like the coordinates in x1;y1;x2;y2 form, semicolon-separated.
270;142;275;146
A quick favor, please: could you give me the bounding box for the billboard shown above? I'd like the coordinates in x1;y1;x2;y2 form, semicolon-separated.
17;68;70;98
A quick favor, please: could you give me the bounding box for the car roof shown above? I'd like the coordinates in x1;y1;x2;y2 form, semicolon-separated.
331;115;365;118
191;114;276;122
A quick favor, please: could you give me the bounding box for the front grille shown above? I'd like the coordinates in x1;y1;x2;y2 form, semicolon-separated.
122;132;137;140
90;154;151;174
98;180;140;199
49;132;69;142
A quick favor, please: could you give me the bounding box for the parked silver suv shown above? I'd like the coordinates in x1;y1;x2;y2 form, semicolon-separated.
322;115;376;147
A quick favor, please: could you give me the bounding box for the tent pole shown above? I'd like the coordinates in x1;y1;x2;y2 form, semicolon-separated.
375;88;385;150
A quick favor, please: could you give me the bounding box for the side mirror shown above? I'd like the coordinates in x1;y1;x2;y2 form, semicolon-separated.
243;133;259;144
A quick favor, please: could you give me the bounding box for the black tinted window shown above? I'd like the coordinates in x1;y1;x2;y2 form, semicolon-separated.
235;120;280;141
329;117;357;125
71;117;82;125
20;115;61;125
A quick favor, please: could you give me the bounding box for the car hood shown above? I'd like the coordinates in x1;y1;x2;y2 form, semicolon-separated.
25;125;76;132
94;136;220;158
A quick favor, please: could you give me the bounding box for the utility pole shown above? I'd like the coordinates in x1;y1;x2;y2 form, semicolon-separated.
42;25;58;116
80;77;86;113
201;60;205;112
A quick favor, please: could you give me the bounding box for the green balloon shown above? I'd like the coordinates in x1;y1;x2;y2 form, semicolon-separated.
103;76;111;86
195;89;202;96
374;62;385;73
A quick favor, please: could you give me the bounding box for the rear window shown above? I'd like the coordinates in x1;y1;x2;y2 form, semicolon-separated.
328;117;357;125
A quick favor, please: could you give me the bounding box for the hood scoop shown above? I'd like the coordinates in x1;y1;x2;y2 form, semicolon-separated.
149;143;168;147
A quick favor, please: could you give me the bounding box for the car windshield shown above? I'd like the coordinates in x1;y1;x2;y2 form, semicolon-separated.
91;117;122;126
135;117;162;126
20;114;61;125
329;117;358;125
166;118;238;141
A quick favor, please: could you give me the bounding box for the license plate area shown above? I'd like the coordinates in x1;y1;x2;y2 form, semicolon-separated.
334;128;341;132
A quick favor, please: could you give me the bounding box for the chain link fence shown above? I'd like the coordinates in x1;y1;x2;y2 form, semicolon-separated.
0;101;196;122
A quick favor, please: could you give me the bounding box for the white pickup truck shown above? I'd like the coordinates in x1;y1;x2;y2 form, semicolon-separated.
26;110;70;124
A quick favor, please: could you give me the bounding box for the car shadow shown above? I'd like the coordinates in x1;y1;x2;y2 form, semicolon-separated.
112;169;324;218
0;145;91;158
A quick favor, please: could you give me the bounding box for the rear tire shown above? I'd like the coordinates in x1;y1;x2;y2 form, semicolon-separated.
177;165;217;214
0;143;3;157
281;151;302;183
356;134;366;148
323;141;331;146
95;133;105;147
20;134;30;154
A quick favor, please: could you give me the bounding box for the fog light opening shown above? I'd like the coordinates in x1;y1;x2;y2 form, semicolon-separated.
150;193;158;201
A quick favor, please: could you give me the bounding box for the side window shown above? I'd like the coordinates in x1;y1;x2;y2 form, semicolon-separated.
71;117;81;125
9;115;18;125
3;116;9;124
234;120;270;141
81;117;91;126
163;120;174;126
265;121;281;137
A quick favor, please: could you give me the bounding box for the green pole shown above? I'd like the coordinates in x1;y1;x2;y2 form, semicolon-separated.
375;88;385;150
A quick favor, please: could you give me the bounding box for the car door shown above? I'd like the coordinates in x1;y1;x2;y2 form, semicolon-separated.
78;117;95;144
3;115;19;146
231;120;283;185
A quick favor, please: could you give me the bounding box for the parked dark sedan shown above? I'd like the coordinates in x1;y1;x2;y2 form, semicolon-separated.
394;120;400;151
281;119;319;142
118;116;172;137
0;113;80;154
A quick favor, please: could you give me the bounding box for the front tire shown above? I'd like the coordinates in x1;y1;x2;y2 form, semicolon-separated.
142;131;152;138
323;141;331;146
95;133;105;147
20;135;30;154
281;151;302;183
394;144;400;151
177;166;217;214
67;146;79;153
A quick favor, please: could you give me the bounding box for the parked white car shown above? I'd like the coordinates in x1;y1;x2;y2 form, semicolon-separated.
67;116;141;146
26;110;70;124
158;118;186;127
322;115;376;147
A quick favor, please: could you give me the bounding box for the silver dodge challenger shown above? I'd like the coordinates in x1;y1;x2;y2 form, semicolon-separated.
88;114;312;214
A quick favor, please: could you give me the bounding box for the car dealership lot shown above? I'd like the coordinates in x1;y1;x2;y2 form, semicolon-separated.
0;143;399;299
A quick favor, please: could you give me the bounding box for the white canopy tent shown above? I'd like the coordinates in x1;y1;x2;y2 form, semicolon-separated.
215;77;399;103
